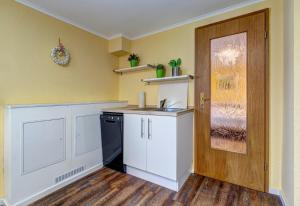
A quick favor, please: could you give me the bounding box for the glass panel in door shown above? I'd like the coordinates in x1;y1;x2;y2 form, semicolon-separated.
210;32;247;154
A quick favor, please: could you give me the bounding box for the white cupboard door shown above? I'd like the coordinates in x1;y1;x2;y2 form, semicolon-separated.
124;114;147;170
75;114;101;156
70;104;103;169
22;118;66;174
146;116;177;180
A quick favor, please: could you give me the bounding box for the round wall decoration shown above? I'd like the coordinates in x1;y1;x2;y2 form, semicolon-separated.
51;38;70;66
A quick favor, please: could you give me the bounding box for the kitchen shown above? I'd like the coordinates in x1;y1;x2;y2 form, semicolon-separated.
0;0;297;205
5;69;194;205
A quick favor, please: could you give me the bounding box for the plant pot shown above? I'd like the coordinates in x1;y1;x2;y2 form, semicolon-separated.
172;67;181;76
156;68;165;78
130;59;138;67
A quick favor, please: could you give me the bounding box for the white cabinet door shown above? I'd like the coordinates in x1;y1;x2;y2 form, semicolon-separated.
70;105;103;169
22;118;66;174
75;114;101;156
146;115;177;180
124;114;147;170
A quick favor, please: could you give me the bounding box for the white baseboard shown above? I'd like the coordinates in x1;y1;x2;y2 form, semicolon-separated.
177;168;192;191
11;164;103;206
127;166;178;191
126;166;191;192
269;188;287;206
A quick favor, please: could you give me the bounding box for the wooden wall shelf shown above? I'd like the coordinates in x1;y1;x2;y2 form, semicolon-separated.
113;64;155;74
141;75;194;84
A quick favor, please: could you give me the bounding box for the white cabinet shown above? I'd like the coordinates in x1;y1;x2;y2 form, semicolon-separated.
5;101;128;206
124;114;147;170
124;112;193;191
146;115;176;180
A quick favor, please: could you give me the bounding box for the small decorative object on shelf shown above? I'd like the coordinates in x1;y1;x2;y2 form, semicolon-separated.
128;53;140;67
168;58;182;76
156;64;166;78
51;38;70;66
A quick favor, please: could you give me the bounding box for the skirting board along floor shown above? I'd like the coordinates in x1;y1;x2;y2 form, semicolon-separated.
8;164;103;206
126;166;191;191
269;188;287;206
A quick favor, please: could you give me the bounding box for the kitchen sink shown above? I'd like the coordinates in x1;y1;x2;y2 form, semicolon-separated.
131;107;158;111
131;108;185;112
160;108;185;112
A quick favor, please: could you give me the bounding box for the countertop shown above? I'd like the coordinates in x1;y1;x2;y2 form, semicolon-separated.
103;106;194;117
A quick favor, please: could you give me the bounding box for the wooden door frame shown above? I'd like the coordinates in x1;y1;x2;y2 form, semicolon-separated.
194;9;269;192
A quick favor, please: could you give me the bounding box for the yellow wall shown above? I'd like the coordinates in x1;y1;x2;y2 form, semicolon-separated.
109;37;131;56
118;0;284;191
282;0;294;205
0;0;119;196
0;0;286;198
0;107;3;197
294;0;300;205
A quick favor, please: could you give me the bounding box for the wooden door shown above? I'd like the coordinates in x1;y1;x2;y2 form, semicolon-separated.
194;10;269;192
124;114;147;170
146;115;177;180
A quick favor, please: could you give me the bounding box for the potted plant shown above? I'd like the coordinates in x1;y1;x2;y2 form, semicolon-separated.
168;58;182;76
128;53;140;67
156;64;166;78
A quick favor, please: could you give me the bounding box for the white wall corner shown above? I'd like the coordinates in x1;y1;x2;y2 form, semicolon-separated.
269;188;287;206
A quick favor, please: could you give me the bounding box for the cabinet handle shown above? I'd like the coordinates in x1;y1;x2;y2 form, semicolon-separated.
141;118;144;138
148;118;152;139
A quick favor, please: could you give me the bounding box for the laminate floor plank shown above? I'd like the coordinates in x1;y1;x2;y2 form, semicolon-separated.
30;168;282;206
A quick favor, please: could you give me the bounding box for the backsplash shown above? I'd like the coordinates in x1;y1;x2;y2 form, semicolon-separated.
158;82;189;109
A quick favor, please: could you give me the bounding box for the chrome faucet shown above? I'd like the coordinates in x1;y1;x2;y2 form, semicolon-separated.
160;99;167;109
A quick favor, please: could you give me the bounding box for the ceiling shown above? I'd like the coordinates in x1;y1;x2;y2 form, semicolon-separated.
16;0;261;40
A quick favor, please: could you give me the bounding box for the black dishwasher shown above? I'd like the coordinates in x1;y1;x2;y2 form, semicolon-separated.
100;112;126;173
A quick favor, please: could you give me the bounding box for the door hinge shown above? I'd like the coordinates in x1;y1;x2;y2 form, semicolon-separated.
264;31;268;39
264;162;268;172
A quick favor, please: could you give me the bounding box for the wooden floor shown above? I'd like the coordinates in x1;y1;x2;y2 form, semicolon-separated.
30;167;282;206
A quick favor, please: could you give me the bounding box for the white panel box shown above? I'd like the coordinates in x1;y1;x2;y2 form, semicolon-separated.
23;118;66;174
75;114;101;156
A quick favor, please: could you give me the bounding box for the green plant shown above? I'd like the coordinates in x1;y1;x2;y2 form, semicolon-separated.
156;64;165;70
128;53;140;62
156;64;165;78
168;58;182;68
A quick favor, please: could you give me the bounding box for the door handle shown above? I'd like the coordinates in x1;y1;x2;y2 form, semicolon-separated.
200;92;210;108
148;118;152;140
141;118;144;138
